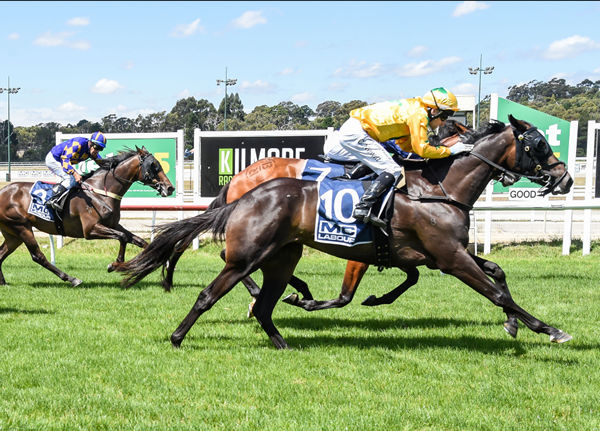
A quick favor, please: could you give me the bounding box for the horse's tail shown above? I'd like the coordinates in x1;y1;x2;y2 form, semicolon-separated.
207;182;229;210
117;201;238;287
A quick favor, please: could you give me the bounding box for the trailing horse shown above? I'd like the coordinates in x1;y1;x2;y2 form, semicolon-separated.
117;116;572;349
0;146;174;286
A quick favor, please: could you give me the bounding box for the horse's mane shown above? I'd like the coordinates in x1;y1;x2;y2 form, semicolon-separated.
81;148;140;181
461;120;506;146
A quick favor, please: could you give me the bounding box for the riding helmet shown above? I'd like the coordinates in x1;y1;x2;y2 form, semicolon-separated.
90;131;107;149
421;87;459;111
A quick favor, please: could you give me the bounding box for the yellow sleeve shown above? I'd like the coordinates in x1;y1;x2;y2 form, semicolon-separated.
406;114;451;159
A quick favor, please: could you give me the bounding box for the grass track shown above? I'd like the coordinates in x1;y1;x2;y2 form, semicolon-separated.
1;238;599;430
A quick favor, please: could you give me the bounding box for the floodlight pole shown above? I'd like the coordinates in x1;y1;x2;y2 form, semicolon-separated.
468;55;494;129
0;77;21;182
216;67;237;131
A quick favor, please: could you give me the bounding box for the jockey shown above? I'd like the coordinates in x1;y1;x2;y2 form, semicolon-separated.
45;131;106;212
323;87;471;228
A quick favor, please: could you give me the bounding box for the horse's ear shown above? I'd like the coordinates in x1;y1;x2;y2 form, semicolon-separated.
135;145;141;153
508;114;525;131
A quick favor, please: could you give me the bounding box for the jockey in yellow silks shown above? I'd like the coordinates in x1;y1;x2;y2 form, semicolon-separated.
323;87;470;228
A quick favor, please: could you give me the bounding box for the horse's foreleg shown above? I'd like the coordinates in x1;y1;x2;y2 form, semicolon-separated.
444;250;571;343
362;267;419;306
170;264;249;348
282;260;369;311
83;223;144;272
469;252;518;338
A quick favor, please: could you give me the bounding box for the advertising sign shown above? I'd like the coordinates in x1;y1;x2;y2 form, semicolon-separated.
62;136;177;199
596;131;600;198
200;134;327;197
490;95;571;193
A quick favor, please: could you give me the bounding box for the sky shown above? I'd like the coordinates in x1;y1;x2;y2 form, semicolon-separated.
2;1;600;127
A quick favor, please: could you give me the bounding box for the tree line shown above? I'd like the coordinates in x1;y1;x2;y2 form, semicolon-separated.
1;77;599;162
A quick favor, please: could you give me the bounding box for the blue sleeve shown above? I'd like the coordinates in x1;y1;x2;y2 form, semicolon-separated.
380;139;422;159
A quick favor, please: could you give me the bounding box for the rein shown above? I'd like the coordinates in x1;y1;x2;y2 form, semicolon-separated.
407;124;566;208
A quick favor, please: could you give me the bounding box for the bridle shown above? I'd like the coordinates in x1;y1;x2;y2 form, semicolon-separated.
468;126;567;196
408;124;568;210
111;152;163;190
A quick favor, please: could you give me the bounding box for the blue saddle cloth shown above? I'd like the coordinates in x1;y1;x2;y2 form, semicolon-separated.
28;181;57;222
300;159;391;247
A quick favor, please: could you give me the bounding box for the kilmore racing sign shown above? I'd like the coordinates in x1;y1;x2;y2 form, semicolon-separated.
198;131;330;197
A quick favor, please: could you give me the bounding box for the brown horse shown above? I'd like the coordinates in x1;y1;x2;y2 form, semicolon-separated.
117;115;573;349
0;146;174;286
161;120;471;314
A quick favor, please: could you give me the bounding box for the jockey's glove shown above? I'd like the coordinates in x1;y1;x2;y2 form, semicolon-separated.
449;142;474;155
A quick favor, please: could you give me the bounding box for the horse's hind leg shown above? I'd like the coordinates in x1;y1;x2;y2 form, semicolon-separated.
252;243;304;349
282;260;370;311
170;263;249;348
362;267;419;306
469;253;518;338
0;230;24;285
16;225;82;286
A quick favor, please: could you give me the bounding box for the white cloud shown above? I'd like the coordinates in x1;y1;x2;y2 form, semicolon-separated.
279;67;297;76
33;31;90;50
67;17;90;26
57;101;86;113
91;78;123;94
232;11;267;29
123;61;134;70
543;35;600;60
291;92;312;104
397;56;461;77
407;45;428;58
170;18;203;37
334;60;384;78
452;83;476;94
453;1;490;17
239;80;275;93
8;33;19;40
34;31;73;47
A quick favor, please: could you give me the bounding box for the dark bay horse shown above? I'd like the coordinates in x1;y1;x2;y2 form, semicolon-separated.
117;115;573;349
0;146;174;286
161;121;471;315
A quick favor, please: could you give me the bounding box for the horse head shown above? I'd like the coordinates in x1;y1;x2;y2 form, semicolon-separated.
506;115;572;195
135;146;175;197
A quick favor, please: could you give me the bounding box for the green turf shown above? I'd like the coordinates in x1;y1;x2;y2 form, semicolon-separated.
1;238;599;430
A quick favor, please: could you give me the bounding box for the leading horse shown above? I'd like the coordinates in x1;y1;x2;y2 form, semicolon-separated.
0;146;174;286
117;115;573;349
161;121;471;315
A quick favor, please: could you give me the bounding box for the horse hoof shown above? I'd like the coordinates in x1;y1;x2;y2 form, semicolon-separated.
282;293;299;305
361;295;377;306
503;321;518;338
107;263;115;273
71;278;83;287
550;330;572;344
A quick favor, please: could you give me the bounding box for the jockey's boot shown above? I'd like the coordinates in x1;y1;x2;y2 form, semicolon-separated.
343;162;374;180
45;184;68;213
352;172;396;228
